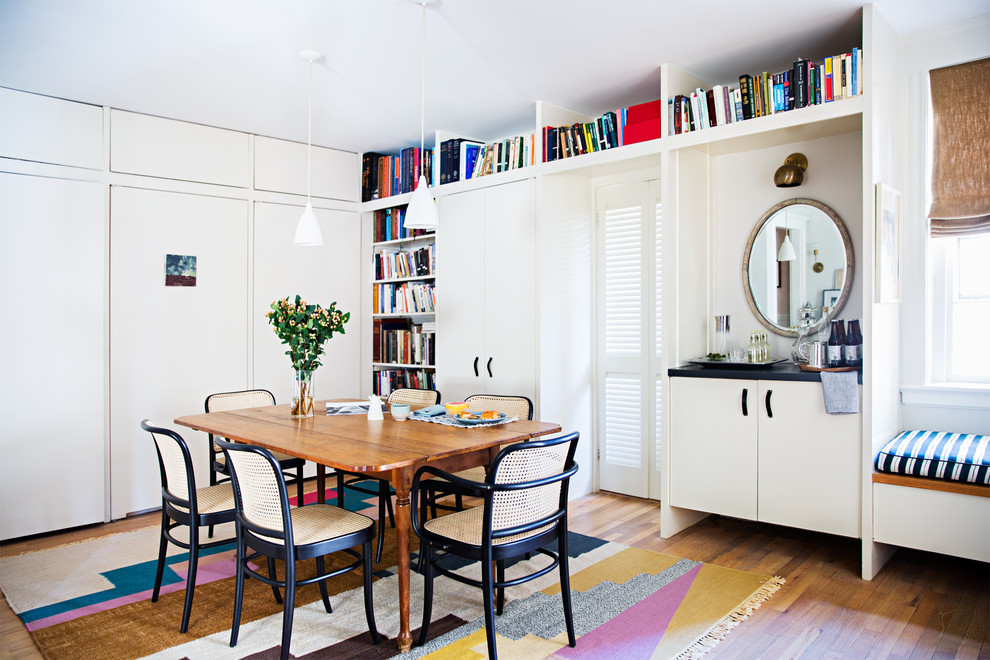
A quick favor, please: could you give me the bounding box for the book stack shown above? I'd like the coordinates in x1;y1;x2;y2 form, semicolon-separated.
373;369;435;397
374;242;435;281
438;138;486;185
361;147;436;201
461;134;535;181
372;207;434;243
372;319;436;366
372;281;436;315
668;48;863;135
542;99;663;162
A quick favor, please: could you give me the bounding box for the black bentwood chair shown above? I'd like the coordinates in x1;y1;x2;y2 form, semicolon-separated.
141;420;237;633
217;439;379;660
411;431;580;660
337;387;441;561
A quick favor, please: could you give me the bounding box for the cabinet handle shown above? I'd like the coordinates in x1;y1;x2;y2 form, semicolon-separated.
473;357;479;377
741;388;749;416
765;390;773;418
487;357;493;378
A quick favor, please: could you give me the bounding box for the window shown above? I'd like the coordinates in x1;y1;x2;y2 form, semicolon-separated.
931;234;990;384
927;58;989;386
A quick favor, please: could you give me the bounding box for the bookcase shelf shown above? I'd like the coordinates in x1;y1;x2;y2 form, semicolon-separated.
373;362;436;370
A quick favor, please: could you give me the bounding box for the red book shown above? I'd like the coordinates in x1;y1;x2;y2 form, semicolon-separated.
623;99;662;144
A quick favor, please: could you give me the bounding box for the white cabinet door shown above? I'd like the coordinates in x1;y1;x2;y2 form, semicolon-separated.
438;179;537;403
1;174;106;539
482;179;536;397
757;380;861;537
669;377;758;520
110;187;249;517
437;187;485;400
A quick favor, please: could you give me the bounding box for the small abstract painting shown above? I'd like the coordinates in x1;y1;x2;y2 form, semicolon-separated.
165;254;197;287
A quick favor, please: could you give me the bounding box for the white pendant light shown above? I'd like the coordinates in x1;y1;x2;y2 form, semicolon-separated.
294;50;324;246
777;214;796;262
777;232;797;261
402;0;439;231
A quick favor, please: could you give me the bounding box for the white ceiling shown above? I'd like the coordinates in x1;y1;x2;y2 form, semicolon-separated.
1;0;987;154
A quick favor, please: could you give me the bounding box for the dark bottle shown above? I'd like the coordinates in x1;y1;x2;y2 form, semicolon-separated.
827;320;846;368
843;319;863;367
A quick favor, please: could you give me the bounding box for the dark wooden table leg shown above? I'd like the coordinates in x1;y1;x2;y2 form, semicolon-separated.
394;485;413;652
316;465;326;504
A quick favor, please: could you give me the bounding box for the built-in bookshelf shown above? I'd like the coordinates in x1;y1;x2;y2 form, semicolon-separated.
370;204;437;395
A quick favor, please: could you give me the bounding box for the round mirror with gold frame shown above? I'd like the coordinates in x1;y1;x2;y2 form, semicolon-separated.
742;198;854;337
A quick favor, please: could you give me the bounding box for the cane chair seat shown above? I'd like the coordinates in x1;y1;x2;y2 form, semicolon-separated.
422;506;554;547
258;502;376;546
169;483;235;516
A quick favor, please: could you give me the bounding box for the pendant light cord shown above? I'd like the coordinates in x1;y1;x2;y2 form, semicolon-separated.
307;57;313;202
420;0;426;181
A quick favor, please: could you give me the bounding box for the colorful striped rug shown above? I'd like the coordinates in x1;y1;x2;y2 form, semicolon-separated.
1;487;782;659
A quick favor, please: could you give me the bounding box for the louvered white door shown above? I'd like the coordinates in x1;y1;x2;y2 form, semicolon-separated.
596;181;658;497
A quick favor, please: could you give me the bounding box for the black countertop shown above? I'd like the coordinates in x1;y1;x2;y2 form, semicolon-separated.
669;361;863;383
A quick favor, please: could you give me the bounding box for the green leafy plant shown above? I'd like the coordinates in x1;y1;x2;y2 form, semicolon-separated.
267;295;350;372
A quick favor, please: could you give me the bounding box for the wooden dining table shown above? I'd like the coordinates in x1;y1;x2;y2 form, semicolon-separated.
174;400;560;653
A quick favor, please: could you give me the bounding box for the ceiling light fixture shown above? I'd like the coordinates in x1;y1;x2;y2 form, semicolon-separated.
402;0;440;231
294;49;324;246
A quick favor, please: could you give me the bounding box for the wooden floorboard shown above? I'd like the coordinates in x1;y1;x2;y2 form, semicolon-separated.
1;489;987;659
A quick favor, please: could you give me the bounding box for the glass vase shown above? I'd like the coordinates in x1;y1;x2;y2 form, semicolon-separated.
291;369;315;418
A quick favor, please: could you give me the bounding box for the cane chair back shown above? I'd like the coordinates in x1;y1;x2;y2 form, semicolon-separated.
386;388;441;409
205;389;306;508
464;394;533;421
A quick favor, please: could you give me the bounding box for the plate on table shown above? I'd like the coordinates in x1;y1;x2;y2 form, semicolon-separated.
687;357;788;369
450;412;507;425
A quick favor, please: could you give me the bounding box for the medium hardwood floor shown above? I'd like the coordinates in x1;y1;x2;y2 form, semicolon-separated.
2;489;987;659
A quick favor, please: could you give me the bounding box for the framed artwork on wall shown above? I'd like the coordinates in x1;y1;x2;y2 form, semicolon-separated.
875;183;901;303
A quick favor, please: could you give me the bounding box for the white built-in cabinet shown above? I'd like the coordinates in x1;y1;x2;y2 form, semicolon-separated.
437;179;537;403
670;374;861;538
0;173;107;539
1;88;362;535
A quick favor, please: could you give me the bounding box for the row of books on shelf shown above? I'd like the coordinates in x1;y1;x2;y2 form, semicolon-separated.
373;281;436;315
374;243;435;281
361;147;435;202
438;134;536;184
669;49;863;135
371;207;434;243
542;98;663;162
373;369;436;397
372;318;435;366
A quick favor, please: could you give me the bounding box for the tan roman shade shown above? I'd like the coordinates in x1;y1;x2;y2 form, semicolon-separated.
928;57;990;237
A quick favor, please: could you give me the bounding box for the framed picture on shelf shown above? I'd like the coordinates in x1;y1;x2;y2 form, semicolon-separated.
875;183;901;303
823;288;840;312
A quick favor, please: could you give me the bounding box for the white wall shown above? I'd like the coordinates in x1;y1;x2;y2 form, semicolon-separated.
711;131;864;359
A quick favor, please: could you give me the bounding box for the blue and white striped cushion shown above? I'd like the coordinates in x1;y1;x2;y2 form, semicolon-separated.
876;430;990;485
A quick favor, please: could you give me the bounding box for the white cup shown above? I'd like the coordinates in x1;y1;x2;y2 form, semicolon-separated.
390;403;411;421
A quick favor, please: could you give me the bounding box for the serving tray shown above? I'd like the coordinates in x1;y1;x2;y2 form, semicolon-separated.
687;357;788;369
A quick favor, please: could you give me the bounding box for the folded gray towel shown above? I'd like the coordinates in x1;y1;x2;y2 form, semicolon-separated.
820;370;859;414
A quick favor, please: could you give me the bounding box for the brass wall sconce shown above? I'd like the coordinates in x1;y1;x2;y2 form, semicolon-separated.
774;153;808;187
